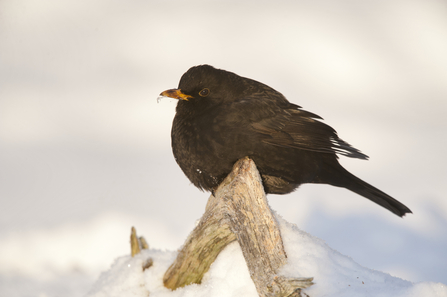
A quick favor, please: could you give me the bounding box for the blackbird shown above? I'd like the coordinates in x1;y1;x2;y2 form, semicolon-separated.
160;65;412;217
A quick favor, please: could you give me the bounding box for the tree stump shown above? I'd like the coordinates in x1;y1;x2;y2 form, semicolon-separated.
163;157;313;297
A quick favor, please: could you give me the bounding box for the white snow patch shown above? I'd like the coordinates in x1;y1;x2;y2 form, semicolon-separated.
87;215;447;297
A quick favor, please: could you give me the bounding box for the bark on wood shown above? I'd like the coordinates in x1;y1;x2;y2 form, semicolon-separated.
130;226;141;257
130;226;149;256
130;227;153;271
163;157;313;297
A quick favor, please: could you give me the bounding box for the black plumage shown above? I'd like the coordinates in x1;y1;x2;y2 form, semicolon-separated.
160;65;411;217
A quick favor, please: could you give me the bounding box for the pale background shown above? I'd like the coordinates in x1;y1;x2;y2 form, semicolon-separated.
1;0;446;296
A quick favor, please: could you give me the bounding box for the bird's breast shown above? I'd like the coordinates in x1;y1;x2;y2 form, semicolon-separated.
171;111;256;191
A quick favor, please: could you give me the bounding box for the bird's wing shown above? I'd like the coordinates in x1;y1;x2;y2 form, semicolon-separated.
247;99;369;160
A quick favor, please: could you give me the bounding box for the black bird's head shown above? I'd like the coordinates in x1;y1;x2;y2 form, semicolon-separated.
160;65;247;114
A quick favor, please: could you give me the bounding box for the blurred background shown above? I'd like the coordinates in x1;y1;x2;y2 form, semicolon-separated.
1;0;446;296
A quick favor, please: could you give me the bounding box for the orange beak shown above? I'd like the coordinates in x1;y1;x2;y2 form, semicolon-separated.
159;89;192;101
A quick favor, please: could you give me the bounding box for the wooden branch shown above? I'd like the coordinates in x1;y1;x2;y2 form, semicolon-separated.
130;226;150;257
130;227;153;271
163;157;313;296
130;226;141;257
162;211;236;288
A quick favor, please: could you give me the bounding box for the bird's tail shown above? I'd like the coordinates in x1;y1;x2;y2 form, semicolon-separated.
320;164;412;217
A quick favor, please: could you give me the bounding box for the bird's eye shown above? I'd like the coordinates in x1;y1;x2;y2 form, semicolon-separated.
199;88;210;97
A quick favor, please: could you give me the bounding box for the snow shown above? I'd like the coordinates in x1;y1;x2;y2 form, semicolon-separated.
87;214;447;297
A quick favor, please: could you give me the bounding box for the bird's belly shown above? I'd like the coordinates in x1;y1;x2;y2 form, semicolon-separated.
173;129;323;194
173;144;242;192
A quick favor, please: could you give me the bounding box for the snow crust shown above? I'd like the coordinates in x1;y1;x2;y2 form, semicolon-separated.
87;215;447;297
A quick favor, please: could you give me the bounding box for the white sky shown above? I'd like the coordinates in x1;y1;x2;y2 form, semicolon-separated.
1;0;446;293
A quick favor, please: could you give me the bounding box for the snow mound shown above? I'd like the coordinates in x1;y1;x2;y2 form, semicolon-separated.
87;215;447;297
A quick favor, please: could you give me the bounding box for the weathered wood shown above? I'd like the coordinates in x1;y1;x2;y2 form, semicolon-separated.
142;258;153;271
130;226;149;257
130;227;153;271
163;212;236;288
163;157;313;296
130;226;141;257
139;236;149;250
218;157;288;290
